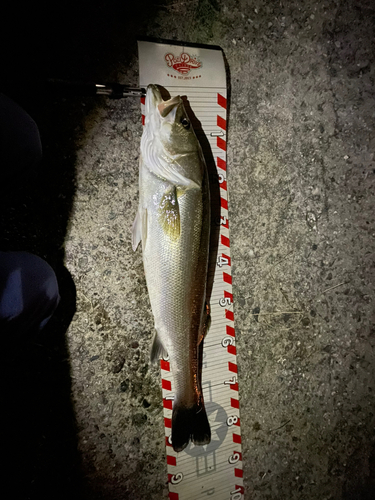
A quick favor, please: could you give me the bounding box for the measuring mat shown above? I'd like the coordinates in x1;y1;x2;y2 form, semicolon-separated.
138;40;244;500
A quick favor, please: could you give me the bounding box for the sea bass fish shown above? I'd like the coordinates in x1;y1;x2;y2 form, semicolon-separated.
132;84;211;452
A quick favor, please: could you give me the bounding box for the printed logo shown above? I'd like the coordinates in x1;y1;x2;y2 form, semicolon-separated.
165;51;202;75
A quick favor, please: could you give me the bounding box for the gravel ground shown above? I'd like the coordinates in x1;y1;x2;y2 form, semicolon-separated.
1;1;375;499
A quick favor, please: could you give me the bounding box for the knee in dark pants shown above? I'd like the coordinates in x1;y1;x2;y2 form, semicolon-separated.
0;251;60;337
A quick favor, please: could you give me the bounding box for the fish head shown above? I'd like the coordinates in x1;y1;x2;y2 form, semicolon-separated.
144;84;201;157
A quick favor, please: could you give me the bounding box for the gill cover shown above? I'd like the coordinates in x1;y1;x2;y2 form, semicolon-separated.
140;85;199;189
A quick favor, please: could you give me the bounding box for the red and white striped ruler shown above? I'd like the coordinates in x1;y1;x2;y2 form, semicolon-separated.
138;41;244;500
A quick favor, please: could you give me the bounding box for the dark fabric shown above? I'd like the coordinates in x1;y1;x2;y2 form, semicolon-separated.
0;93;42;184
0;251;60;334
0;95;60;335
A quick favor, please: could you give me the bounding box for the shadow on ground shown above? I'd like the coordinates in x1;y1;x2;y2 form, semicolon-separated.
0;2;167;499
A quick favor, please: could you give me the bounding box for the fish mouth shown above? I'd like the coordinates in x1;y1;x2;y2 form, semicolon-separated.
158;95;181;118
146;84;181;121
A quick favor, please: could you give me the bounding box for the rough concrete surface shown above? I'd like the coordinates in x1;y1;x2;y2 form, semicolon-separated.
1;1;375;499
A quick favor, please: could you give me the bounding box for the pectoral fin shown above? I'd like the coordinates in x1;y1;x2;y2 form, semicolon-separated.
142;209;148;248
150;330;168;363
132;210;142;251
158;186;180;241
132;209;148;251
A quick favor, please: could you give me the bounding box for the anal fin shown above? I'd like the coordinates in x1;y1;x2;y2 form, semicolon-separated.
198;302;211;345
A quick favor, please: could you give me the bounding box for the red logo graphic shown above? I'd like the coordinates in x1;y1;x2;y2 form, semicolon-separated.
165;52;201;75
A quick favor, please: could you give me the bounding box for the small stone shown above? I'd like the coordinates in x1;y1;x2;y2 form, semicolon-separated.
306;212;317;230
112;356;125;374
120;380;129;392
132;413;147;426
252;306;260;322
253;421;261;431
78;256;88;268
302;317;310;327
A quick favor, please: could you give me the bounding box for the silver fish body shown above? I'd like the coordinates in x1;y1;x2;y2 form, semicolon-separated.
133;85;211;452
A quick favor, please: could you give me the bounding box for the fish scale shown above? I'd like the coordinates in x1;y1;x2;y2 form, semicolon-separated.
138;41;244;499
148;183;204;393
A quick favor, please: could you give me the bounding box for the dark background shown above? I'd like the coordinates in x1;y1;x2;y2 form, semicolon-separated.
1;2;162;499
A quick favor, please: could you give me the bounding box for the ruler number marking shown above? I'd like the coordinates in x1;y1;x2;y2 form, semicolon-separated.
228;452;240;465
226;415;238;426
224;376;237;386
230;488;243;500
217;255;229;267
215;215;228;226
221;337;234;347
170;472;183;485
219;296;232;307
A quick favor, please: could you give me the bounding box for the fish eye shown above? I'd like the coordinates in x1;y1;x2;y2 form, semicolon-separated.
180;117;190;129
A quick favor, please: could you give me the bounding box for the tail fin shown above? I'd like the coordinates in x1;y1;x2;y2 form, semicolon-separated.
171;403;211;452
